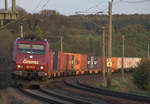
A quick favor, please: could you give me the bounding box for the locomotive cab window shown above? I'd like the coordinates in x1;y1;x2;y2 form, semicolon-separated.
18;44;31;54
32;45;45;54
18;44;45;54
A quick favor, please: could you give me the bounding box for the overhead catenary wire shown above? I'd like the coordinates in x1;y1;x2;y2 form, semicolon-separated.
75;0;122;15
96;0;122;14
41;0;50;10
120;0;150;3
84;0;106;12
32;0;44;12
75;0;107;15
76;0;150;15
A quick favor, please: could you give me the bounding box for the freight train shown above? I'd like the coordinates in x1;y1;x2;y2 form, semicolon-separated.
48;52;141;77
12;37;142;81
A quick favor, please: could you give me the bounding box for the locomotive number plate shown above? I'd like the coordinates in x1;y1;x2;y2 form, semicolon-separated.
26;66;35;69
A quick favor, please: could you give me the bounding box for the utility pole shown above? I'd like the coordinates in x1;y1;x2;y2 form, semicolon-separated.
61;36;63;52
102;27;106;80
0;0;18;26
20;24;24;38
148;44;149;58
107;0;113;88
5;0;8;12
1;20;4;26
122;35;125;78
12;0;16;12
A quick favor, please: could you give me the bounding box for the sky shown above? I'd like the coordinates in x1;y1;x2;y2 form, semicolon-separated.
0;0;150;15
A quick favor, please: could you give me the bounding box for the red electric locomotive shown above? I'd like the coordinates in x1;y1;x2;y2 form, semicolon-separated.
12;37;50;81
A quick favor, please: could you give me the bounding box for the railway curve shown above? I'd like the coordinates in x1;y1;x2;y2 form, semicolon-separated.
7;74;150;104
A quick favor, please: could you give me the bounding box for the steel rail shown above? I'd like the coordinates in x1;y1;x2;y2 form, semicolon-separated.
18;86;91;104
63;79;150;103
39;88;91;104
18;88;64;104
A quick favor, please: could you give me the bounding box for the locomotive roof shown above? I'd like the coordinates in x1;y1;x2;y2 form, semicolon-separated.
16;37;48;42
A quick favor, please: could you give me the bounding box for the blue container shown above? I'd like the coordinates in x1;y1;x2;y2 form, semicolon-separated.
94;56;98;69
87;56;91;69
53;51;58;71
71;55;74;69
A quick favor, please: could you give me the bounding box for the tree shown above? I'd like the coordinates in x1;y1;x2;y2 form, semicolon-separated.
133;59;150;91
35;25;44;39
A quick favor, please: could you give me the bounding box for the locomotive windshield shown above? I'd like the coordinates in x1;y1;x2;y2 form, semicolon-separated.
18;44;45;54
32;44;45;54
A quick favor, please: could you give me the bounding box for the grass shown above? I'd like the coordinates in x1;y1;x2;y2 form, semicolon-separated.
92;74;150;96
0;65;14;89
0;90;10;104
0;65;11;104
0;91;1;104
0;100;2;104
0;97;2;104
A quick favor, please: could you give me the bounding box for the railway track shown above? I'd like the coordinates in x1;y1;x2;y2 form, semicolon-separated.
18;85;92;104
14;75;108;104
18;88;63;104
14;74;150;104
46;77;111;104
77;80;150;103
63;77;150;104
39;88;91;104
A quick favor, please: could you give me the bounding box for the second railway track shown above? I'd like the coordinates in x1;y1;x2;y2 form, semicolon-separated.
63;75;150;104
18;79;93;104
18;88;92;104
17;74;150;104
45;76;112;104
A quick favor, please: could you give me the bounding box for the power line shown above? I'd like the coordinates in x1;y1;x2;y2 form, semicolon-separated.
112;0;123;10
41;0;51;10
94;0;122;15
77;0;122;15
120;0;150;3
75;0;108;15
32;0;44;12
84;0;106;12
76;0;150;15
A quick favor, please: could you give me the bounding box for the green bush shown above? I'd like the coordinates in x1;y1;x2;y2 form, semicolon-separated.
133;59;150;90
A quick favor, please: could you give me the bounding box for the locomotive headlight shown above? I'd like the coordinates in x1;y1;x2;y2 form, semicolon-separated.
18;65;21;68
17;65;23;68
40;66;44;70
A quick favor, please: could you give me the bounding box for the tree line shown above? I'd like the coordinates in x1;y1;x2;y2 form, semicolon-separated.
0;7;150;65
